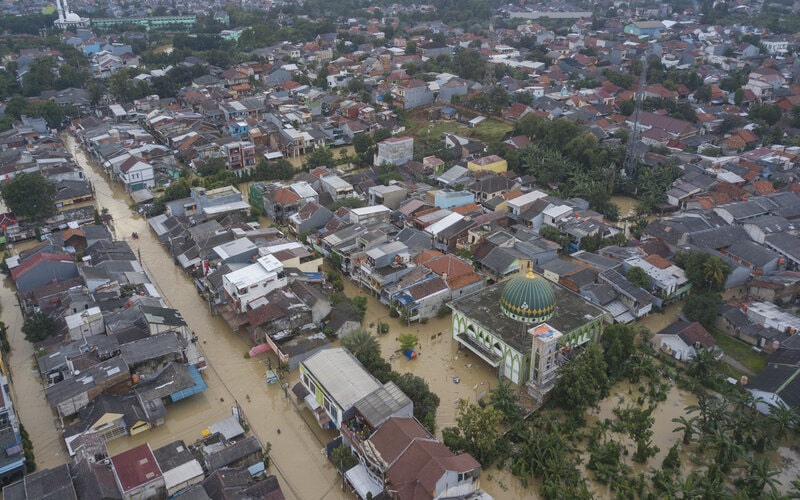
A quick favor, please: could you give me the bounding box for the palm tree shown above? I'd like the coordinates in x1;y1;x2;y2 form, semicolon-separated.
679;472;704;499
702;256;729;291
688;349;719;385
673;415;699;445
341;328;380;360
769;401;798;439
706;428;743;474
739;455;782;498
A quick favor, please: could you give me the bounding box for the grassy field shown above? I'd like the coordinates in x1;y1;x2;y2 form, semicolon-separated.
709;328;767;374
407;111;513;146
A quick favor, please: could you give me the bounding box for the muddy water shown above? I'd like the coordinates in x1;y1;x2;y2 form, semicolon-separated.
635;302;683;334
611;195;639;220
60;135;342;499
585;382;697;479
340;280;530;498
1;275;67;470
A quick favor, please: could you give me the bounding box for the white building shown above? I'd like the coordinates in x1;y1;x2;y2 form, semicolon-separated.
320;175;355;200
374;136;413;167
222;254;287;313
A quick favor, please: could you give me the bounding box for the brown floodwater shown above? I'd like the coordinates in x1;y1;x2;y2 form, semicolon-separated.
611;195;639;220
1;271;67;470
60;134;343;499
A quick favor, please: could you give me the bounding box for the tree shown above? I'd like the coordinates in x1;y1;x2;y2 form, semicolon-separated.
341;328;379;360
341;329;393;382
674;251;729;292
21;312;56;343
552;344;610;417
398;333;418;352
392;372;440;433
672;415;699;445
351;295;367;322
443;399;504;465
626;266;650;290
489;379;521;423
703;257;729;290
734;88;745;106
330;444;358;472
0;173;57;221
737;456;782;498
303;147;334;170
683;292;722;329
600;324;638;381
687;348;719;384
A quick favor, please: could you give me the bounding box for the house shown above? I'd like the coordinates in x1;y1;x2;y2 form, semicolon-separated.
152;440;204;497
466;155;507;173
622;255;692;307
748;340;800;413
222;141;256;170
368;185;407;210
392;79;434;109
374;137;414;166
110;443;166;500
288;202;334;236
342;415;482;500
623;20;664;37
11;252;79;295
2;464;78;500
297;347;401;430
652;320;718;362
116;155;155;192
320;175;355;200
204;436;263;473
392;276;450;322
222;254;287;313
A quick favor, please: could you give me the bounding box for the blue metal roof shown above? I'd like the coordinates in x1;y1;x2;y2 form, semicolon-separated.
169;365;208;403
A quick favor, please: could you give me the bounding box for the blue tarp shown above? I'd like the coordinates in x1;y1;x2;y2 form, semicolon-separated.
169;365;208;403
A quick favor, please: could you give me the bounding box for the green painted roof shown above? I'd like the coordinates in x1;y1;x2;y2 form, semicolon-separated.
500;270;556;324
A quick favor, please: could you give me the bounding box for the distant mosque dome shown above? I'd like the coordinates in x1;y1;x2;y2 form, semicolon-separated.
65;12;82;22
500;270;555;324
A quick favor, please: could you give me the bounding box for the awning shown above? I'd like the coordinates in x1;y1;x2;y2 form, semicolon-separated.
345;464;384;500
292;382;309;399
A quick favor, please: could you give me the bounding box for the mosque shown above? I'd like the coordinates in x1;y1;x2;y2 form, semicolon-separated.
54;0;90;30
448;270;607;402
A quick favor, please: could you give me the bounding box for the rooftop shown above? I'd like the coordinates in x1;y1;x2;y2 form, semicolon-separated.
302;347;382;411
449;278;606;354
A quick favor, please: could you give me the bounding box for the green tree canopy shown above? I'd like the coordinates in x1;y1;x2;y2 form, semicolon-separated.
674;251;730;292
683;292;722;329
0;173;57;221
626;266;651;290
552;344;610;417
22;312;56;343
442;399;504;466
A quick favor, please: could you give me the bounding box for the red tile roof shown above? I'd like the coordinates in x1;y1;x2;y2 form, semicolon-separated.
110;443;162;493
10;252;74;281
387;440;480;500
273;188;301;205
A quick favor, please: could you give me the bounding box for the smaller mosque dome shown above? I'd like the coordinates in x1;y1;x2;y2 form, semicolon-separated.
500;270;556;324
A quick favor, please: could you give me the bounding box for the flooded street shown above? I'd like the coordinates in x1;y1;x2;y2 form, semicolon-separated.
1;274;66;470
10;137;795;499
57;134;343;499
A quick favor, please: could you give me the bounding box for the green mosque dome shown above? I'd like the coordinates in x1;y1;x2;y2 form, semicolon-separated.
500;270;556;324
